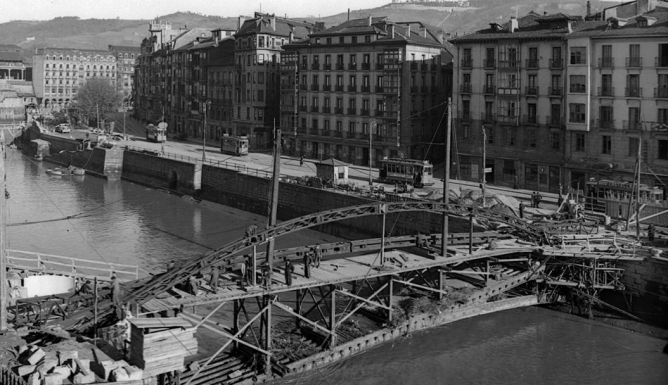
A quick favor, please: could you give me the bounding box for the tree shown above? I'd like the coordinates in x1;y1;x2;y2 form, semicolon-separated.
71;78;122;126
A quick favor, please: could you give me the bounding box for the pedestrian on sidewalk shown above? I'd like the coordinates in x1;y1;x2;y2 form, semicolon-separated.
536;192;543;208
519;202;525;219
300;155;305;167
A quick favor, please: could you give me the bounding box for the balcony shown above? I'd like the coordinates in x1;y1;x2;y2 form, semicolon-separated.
656;57;668;68
498;60;520;69
482;85;496;94
597;119;615;129
461;58;472;68
411;86;419;93
523;114;539;125
547;116;563;126
360;109;370;116
324;64;332;70
311;106;320;113
497;115;518;125
421;63;429;71
311;84;320;91
300;63;308;70
348;63;357;70
312;63;320;70
626;56;642;68
431;86;440;93
525;86;539;96
421;86;429;93
410;62;418;70
655;87;668;98
497;86;520;96
598;57;614;68
548;87;563;96
624;120;643;130
569;84;586;93
299;105;307;112
375;86;384;93
322;85;331;92
483;59;496;69
322;107;331;114
459;111;471;120
348;85;357;92
625;87;642;98
549;59;563;69
335;85;344;92
598;86;615;97
460;83;472;94
299;84;307;91
335;63;344;70
525;59;539;69
375;63;384;70
334;107;344;114
361;85;370;93
362;63;370;70
309;128;320;135
347;108;357;115
482;113;495;122
375;110;386;117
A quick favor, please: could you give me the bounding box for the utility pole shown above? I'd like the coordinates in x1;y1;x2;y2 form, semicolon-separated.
0;132;7;331
442;98;451;258
481;127;486;207
369;121;376;188
265;121;281;289
203;100;211;162
96;103;100;132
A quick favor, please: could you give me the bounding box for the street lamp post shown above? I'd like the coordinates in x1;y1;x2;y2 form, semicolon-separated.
369;121;376;189
203;99;211;161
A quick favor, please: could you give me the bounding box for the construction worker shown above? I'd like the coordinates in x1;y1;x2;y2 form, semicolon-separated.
209;266;220;294
648;223;656;242
284;260;293;286
314;245;322;268
303;252;311;279
519;202;525;219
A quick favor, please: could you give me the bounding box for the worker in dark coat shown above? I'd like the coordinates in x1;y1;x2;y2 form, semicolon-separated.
284;260;294;286
519;202;525;219
303;252;311;279
210;266;220;294
110;275;121;305
648;223;656;241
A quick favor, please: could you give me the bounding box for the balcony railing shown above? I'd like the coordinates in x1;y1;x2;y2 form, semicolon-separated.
335;85;344;92
348;63;357;70
483;59;496;69
299;84;307;91
523;114;539;125
461;58;472;68
597;119;615;129
411;86;419;93
300;63;308;70
549;59;563;69
497;115;518;125
335;63;344;70
323;64;332;70
334;107;344;114
549;87;563;96
348;85;357;92
375;86;384;93
334;131;343;138
598;86;615;97
362;63;370;70
625;87;642;97
312;63;320;70
569;84;586;93
361;85;370;93
598;57;614;68
655;87;668;98
623;120;643;130
311;84;320;91
309;128;320;135
482;85;496;94
347;108;357;115
498;60;520;69
482;113;495;122
525;86;539;96
459;111;471;120
322;84;331;92
322;107;331;113
656;57;668;68
410;62;418;70
421;86;429;93
626;56;642;68
375;63;384;70
460;83;472;94
299;105;307;112
311;106;320;113
361;109;370;116
525;59;539;69
547;116;563;126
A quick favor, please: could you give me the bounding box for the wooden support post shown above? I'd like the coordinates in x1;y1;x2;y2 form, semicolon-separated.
0;132;6;332
438;270;444;300
252;245;257;287
485;260;490;285
388;278;394;322
469;214;474;254
442;97;451;258
380;211;386;265
295;289;302;329
93;277;98;346
264;296;272;375
329;287;336;349
233;300;240;349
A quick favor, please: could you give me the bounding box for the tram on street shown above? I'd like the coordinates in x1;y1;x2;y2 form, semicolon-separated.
379;158;434;187
221;135;249;156
146;123;167;143
585;179;664;212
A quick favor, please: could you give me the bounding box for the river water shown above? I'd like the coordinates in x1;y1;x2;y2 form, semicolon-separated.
5;149;667;384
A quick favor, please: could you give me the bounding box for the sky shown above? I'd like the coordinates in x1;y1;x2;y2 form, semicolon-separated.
1;0;390;23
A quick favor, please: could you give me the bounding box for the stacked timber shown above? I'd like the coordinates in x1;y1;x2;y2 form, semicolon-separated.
128;318;198;377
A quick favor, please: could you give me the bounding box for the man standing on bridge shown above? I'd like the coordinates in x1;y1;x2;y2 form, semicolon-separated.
110;274;123;319
303;252;311;279
284;260;294;286
209;266;220;294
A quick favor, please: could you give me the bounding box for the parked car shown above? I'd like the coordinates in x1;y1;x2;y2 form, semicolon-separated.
55;124;71;133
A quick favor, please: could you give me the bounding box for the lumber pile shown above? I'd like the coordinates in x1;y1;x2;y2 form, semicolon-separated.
128;317;198;377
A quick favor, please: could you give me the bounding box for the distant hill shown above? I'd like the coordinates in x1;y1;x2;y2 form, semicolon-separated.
0;1;617;51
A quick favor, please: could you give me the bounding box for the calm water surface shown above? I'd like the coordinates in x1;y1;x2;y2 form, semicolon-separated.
5;148;667;384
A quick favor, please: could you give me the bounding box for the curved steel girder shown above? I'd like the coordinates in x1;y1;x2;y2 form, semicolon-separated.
123;202;543;306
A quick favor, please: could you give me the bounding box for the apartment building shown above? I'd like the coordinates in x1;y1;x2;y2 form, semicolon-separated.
280;17;451;167
108;45;141;103
33;48;117;111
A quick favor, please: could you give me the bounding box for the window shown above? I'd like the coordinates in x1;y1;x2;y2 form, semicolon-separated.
462;124;470;139
570;47;586;64
659;108;668;124
659;140;668;160
485;126;494;144
336;121;342;132
324;120;330;131
628;107;641;130
551;132;561;150
602;135;612;154
629;137;639;157
507;129;516;146
527;103;537;123
575;133;585;152
569;75;586;93
569;103;586;123
339;37;344;44
627;74;640;97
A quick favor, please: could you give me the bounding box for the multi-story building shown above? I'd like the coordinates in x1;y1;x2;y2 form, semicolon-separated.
234;13;319;149
451;0;668;194
32;48;116;111
280;17;451;166
0;46;35;122
108;45;141;103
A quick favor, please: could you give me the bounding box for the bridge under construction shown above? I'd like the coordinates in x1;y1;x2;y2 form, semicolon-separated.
6;200;657;385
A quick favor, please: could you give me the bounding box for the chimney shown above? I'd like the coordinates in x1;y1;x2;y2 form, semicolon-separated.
407;24;411;36
368;15;372;26
289;25;295;42
237;16;246;31
423;28;427;38
567;21;573;33
390;24;395;38
270;16;276;31
437;30;445;44
587;1;591;17
509;17;518;33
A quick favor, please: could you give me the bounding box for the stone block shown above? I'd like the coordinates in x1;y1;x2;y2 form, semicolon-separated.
42;373;65;385
51;366;71;378
109;367;130;382
17;345;29;355
27;348;46;365
26;372;41;385
72;372;96;384
57;351;78;365
74;358;91;375
17;365;36;376
91;360;118;381
39;359;57;375
124;365;143;381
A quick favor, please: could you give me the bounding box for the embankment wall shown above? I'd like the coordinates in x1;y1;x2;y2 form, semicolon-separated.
121;150;201;195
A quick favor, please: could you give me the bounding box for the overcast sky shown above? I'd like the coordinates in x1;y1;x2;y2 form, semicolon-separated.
1;0;390;23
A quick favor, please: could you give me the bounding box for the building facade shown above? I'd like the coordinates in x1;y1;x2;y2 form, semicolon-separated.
280;17;452;166
108;45;141;104
32;48;116;111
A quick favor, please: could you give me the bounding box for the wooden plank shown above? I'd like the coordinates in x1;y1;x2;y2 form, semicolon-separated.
130;317;193;329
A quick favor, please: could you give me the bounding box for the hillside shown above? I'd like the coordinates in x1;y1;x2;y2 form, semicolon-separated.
0;1;618;50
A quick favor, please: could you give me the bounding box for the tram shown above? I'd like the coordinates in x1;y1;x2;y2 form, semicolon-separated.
379;158;434;188
586;179;664;212
221;135;249;156
146;123;167;143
